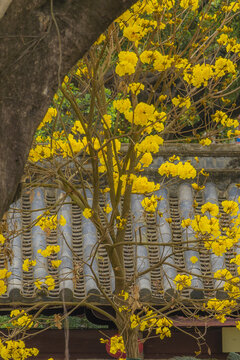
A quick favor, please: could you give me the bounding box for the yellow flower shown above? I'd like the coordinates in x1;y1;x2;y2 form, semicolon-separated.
104;204;112;214
222;200;239;216
141;195;158;212
169;155;180;162
116;216;127;230
45;275;55;291
172;96;191;109
205;298;237;323
139;153;153;168
181;219;191;228
110;335;125;355
115;51;138;76
119;290;129;300
100;338;108;344
22;259;36;272
83;208;93;219
101;114;112;130
190;256;198;264
201;202;219;217
0;234;6;245
159;95;167;102
0;280;7;295
59;215;66;227
34;280;42;290
140;50;154;64
10;310;33;328
174;274;192;291
214;57;236;78
127;82;145;95
192;183;205;191
199;138;212;146
94;33;106;45
51;260;62;268
38;245;60;257
135;135;164;153
37;107;57;130
153;51;173;72
134;102;156;126
113;99;132;114
0;269;11;281
158;161;196;180
180;0;199;11
230;255;240;266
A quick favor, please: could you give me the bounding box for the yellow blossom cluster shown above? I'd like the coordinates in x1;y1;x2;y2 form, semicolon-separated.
217;33;240;54
201;202;219;217
222;200;239;216
130;310;173;340
190;256;198;264
38;245;60;257
28;131;90;162
71;120;85;135
214;268;240;298
75;60;88;78
211;111;239;128
0;269;11;280
22;259;36;272
141;195;158;212
134;102;157;126
83;208;93;219
0;234;6;245
124;174;160;194
135;135;164;153
123;15;157;46
222;2;240;13
174;274;192;291
136;152;153;170
182;57;236;88
109;335;125;355
36;214;66;232
116;216;127;230
181;198;240;256
103;204;112;214
0;269;11;296
51;260;62;268
0;281;7;296
180;0;199;11
10;310;33;328
101;115;112;130
192;183;205;191
94;33;106;46
158;160;197;179
140;50;173;72
199;138;212;146
155;317;173;339
34;275;55;291
37;107;57;130
172;96;191;109
115;51;138;76
0;340;38;360
127;83;145;95
205;298;237;323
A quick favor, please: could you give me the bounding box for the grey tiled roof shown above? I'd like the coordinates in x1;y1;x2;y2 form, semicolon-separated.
2;144;240;305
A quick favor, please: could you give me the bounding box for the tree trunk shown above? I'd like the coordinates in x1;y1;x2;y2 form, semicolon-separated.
0;0;136;220
123;326;140;359
116;312;140;360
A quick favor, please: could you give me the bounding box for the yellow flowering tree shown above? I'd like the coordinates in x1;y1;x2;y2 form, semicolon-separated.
2;0;240;358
